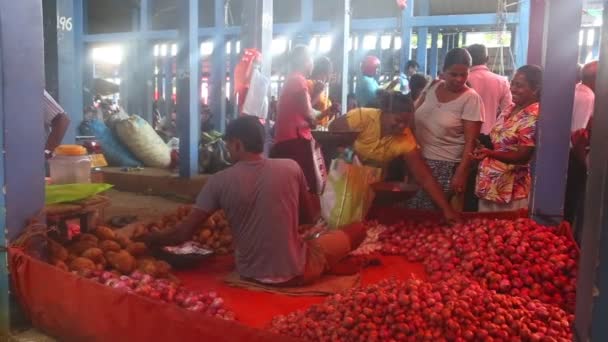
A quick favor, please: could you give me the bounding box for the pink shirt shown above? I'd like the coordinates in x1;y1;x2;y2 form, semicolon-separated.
467;65;512;134
571;83;594;132
275;72;313;142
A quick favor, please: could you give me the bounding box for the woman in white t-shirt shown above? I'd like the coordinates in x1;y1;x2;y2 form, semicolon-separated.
409;48;485;210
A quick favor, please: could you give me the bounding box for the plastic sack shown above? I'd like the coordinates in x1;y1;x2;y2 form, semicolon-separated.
115;115;172;168
79;119;141;167
242;69;270;119
45;183;113;205
321;158;382;228
199;131;232;174
105;108;130;130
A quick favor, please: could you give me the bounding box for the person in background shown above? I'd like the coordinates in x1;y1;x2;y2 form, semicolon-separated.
571;61;598;132
408;73;428;102
466;44;512;135
465;44;512;211
308;57;340;127
473;65;543;212
399;60;420;94
44;90;71;159
346;93;358;112
565;61;597;225
144;116;367;285
410;48;484;210
356;55;381;107
271;45;323;194
330;91;460;222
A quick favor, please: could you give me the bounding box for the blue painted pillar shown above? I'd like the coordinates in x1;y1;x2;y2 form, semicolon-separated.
162;55;173;117
229;38;239;119
576;4;608;341
300;0;313;44
56;0;84;143
400;0;414;67
416;30;428;74
210;0;227;132
527;0;545;66
592;27;601;60
429;29;439;78
241;0;273;79
529;0;582;220
0;0;46;332
515;0;530;67
177;0;201;177
332;0;351;109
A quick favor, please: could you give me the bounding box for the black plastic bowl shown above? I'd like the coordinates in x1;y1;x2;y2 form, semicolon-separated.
155;246;214;269
371;182;419;206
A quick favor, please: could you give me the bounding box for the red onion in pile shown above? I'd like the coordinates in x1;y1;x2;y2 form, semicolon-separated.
379;218;578;312
269;277;573;341
83;270;235;321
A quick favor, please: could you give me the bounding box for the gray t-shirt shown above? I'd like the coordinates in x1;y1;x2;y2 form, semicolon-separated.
195;158;308;280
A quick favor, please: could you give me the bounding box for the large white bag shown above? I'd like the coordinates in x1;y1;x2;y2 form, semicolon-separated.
115;115;171;168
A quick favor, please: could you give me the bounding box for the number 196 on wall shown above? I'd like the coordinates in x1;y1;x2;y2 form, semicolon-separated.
57;16;73;31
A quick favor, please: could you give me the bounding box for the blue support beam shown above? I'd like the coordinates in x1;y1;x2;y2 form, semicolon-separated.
401;0;414;66
332;0;351;109
229;38;239;119
529;0;582;222
577;4;608;340
429;29;439;78
176;0;201;177
57;0;85;144
300;0;313;43
416;0;430;74
0;0;46;333
515;0;530;68
210;0;227;132
241;0;273;79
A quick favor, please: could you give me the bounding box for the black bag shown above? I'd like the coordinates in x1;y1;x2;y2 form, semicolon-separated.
199;133;232;174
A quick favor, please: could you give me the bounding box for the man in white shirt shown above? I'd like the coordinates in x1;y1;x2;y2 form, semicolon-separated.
466;44;512;135
44;90;71;158
571;61;598;132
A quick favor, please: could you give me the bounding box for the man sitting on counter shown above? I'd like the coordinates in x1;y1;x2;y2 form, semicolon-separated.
144;116;366;286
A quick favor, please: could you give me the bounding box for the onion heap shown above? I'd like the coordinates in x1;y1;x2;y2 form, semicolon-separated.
132;207;234;255
269;277;573;341
380;218;578;312
83;269;236;321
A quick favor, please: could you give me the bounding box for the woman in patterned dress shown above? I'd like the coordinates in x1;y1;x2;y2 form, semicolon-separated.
473;65;543;212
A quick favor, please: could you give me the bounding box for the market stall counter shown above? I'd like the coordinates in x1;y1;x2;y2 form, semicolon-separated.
11;207;580;341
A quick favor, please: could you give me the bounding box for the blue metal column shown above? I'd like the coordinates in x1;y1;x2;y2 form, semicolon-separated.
229;38;239;119
529;0;582;222
210;0;227;132
162;55;173;117
527;0;545;66
241;0;273;79
429;29;439;78
177;0;201;177
416;0;429;73
332;0;351;109
56;0;85;143
576;4;608;341
0;0;46;333
300;0;313;44
592;27;601;59
400;0;414;66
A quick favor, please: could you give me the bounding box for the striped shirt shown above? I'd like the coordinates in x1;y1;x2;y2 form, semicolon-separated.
43;90;65;135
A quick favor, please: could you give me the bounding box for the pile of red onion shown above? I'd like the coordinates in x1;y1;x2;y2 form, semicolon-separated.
269;277;573;341
83;270;236;320
380;218;578;312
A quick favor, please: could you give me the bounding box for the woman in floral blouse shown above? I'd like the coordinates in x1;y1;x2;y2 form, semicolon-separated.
473;65;543;212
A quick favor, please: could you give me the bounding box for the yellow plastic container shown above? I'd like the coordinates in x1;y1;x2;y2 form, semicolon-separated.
49;145;92;184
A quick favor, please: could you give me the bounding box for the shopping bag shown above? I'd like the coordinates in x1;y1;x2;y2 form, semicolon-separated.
311;138;328;195
321;158;382;228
